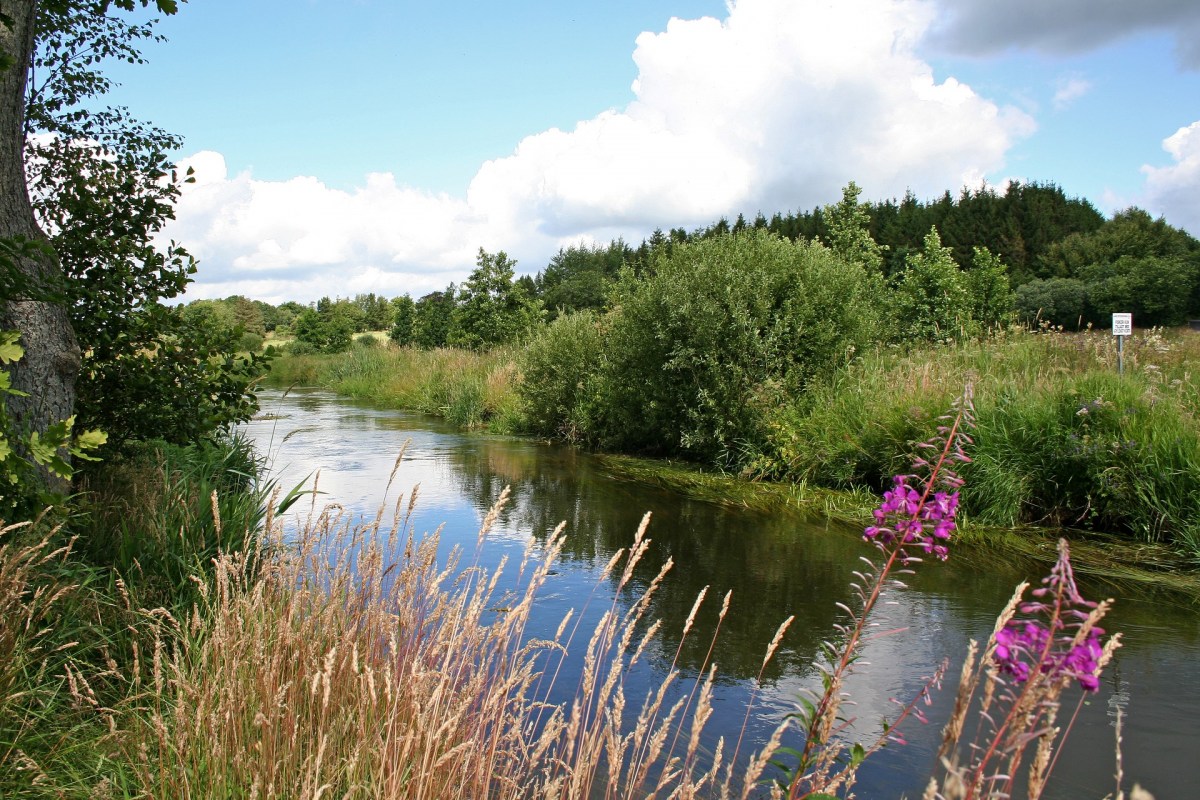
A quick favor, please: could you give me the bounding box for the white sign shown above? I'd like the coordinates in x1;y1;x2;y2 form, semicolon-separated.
1112;313;1132;336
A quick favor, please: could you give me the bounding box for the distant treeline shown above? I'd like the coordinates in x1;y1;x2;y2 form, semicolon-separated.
183;181;1200;355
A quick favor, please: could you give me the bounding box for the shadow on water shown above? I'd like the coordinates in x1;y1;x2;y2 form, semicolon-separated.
244;388;1200;799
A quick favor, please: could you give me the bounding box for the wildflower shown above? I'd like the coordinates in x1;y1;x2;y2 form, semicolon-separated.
991;540;1109;693
864;475;959;561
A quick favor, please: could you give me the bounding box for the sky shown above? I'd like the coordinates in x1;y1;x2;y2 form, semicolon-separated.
96;0;1200;304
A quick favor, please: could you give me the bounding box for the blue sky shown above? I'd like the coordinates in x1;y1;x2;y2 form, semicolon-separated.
97;0;1200;303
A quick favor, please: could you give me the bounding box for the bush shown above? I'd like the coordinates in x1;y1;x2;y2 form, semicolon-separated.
1014;277;1089;328
519;311;607;442
600;229;881;464
1079;255;1198;327
237;331;264;353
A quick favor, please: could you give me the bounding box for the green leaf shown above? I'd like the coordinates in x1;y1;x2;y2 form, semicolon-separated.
0;332;22;364
73;428;108;451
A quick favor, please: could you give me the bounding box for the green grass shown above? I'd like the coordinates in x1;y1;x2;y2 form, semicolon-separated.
266;343;524;432
1;436;278;797
758;326;1200;561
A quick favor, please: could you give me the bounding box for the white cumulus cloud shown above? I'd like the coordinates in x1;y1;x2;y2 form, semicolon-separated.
167;0;1034;303
1141;121;1200;236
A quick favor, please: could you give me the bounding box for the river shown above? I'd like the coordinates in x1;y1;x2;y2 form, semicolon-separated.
242;388;1200;798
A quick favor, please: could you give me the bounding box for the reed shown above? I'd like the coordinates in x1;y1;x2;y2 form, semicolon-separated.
266;345;524;432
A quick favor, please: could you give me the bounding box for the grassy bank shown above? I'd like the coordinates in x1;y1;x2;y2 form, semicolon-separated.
265;326;1200;567
265;340;523;431
757;326;1200;562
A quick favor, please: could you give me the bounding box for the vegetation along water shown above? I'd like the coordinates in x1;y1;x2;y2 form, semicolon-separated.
4;2;1200;797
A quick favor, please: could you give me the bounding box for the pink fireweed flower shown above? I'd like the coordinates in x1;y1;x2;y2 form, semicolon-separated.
992;540;1108;693
864;475;959;562
863;387;973;564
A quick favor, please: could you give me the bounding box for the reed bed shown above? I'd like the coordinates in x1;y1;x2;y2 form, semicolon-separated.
266;345;524;431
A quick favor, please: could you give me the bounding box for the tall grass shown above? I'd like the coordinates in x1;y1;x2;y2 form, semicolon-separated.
759;327;1200;559
75;435;271;611
109;488;792;799
267;345;524;432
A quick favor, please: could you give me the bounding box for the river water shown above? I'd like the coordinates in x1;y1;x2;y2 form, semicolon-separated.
243;388;1200;798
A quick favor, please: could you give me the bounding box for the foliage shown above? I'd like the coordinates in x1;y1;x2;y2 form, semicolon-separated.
351;292;393;331
449;248;543;350
412;286;456;349
519;310;607;443
601;229;881;463
891;227;973;342
1036;208;1200;326
75;435;273;612
964;246;1014;331
77;307;266;452
536;240;629;318
1013;277;1090;328
25;0;262;450
387;294;415;345
1;332;105;517
823;181;886;273
1079;255;1197;327
292;306;353;354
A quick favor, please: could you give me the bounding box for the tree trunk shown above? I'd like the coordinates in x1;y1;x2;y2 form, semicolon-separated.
1;1;80;491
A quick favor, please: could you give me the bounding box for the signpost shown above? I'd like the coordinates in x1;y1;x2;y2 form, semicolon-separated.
1112;313;1132;375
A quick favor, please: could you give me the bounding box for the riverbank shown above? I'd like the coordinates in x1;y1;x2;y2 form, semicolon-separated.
263;327;1200;602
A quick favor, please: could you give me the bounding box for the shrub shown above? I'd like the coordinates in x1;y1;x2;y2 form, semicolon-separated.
891;227;973;342
1014;277;1090;328
237;331;264;353
600;229;881;464
1080;254;1198;327
518;310;607;442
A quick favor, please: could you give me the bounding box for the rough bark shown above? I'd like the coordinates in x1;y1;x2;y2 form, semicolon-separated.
1;0;80;490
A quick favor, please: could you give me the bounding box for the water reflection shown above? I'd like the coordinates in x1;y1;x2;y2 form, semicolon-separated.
244;389;1200;799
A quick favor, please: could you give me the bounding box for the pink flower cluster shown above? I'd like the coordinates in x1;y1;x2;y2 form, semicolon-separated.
993;621;1104;692
992;542;1106;693
863;475;959;561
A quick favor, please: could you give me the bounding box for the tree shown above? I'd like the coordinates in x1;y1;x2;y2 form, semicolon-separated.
536;240;628;319
293;305;353;354
824;181;886;273
388;294;415;346
892;227;972;342
963;246;1013;332
19;0;263;453
1;1;80;492
412;286;455;349
449;249;542;350
352;292;393;331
